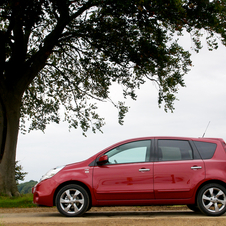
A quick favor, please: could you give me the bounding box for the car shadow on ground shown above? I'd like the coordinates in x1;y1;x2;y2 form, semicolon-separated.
84;211;202;217
45;210;204;218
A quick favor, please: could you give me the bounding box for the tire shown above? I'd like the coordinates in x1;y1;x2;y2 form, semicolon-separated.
187;204;200;212
197;183;226;216
55;184;89;217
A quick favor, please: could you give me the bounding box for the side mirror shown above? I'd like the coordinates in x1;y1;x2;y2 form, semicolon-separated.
97;155;108;165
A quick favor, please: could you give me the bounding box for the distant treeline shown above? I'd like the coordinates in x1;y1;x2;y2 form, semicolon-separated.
17;180;38;194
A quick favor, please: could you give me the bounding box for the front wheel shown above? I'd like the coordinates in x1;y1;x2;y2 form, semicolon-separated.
56;184;89;217
197;183;226;216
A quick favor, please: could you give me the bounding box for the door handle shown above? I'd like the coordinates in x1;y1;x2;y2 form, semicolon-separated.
139;168;150;172
191;166;202;170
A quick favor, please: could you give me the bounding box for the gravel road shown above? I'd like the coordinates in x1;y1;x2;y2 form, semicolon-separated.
0;206;226;226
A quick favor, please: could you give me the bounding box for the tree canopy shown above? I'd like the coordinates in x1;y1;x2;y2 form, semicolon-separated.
0;0;226;196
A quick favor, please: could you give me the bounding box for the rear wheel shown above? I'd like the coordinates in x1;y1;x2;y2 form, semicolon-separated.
56;184;89;217
197;183;226;216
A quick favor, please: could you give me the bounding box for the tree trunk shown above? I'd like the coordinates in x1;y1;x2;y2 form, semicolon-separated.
0;92;21;196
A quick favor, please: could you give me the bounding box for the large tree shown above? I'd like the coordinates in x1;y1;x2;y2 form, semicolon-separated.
0;0;226;196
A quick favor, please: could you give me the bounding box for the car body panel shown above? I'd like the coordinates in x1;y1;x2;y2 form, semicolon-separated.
154;159;205;199
93;162;154;200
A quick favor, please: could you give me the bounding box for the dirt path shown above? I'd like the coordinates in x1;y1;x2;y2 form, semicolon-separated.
1;206;226;226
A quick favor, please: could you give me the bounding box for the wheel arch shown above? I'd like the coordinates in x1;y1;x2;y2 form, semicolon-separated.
53;181;92;206
194;179;226;204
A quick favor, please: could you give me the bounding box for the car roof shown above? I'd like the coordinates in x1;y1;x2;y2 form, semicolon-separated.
113;136;225;144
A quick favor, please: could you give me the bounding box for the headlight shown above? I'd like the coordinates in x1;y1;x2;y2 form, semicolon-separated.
40;165;65;182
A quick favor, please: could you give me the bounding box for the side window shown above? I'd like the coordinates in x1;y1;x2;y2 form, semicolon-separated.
105;140;151;164
193;141;217;159
158;140;193;161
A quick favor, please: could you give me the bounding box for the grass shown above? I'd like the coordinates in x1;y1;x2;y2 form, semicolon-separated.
0;193;37;208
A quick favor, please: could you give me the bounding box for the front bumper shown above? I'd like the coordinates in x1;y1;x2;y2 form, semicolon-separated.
32;178;58;207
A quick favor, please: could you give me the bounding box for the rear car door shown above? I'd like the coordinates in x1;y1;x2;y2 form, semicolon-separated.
93;139;154;200
154;139;205;199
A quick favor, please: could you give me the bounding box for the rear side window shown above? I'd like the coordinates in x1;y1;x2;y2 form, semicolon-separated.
193;141;217;159
158;140;193;161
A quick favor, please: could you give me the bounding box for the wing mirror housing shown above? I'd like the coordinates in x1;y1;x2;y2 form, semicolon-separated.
97;155;108;165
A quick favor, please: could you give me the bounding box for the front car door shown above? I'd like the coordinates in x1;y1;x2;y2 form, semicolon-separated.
154;139;205;199
93;139;154;201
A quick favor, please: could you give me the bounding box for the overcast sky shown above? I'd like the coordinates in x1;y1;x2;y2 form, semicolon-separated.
16;34;226;182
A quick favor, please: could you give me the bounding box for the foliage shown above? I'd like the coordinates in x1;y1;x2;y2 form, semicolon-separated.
15;161;28;185
17;180;38;194
2;0;226;135
0;193;36;208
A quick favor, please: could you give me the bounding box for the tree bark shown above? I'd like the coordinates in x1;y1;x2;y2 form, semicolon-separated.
0;91;21;196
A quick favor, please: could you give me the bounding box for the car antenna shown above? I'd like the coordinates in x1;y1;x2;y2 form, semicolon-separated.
202;121;211;138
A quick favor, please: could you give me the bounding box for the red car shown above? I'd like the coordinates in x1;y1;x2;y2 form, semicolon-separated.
32;136;226;217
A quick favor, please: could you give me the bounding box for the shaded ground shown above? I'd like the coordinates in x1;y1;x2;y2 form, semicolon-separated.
1;206;226;226
0;205;189;213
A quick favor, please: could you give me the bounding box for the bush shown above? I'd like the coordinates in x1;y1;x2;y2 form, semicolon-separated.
15;161;28;185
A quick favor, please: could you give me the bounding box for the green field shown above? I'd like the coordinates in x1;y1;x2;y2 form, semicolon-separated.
0;193;36;208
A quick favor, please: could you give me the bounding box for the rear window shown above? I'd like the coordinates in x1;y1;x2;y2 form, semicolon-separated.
193;141;217;159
